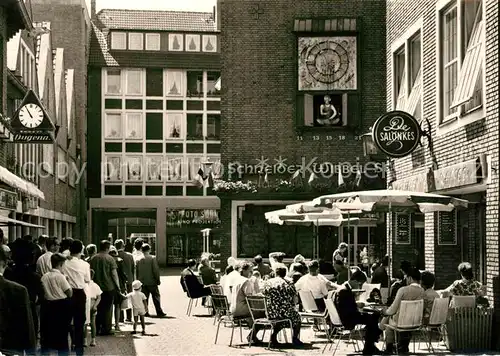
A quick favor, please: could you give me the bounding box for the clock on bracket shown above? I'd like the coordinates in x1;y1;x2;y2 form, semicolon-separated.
19;103;44;128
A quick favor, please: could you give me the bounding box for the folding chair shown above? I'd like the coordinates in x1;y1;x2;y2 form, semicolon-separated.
183;280;202;316
246;295;292;349
358;283;381;303
298;290;330;338
211;295;245;346
384;299;424;354
420;297;449;352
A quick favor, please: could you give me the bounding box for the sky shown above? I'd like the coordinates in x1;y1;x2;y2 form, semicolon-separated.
85;0;217;13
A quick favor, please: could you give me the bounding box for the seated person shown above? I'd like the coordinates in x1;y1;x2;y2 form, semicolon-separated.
288;254;308;277
387;260;412;306
253;255;272;278
180;259;211;299
268;252;288;275
443;262;484;297
334;272;382;355
198;256;217;286
219;265;233;292
371;255;390;288
223;260;242;302
420;271;439;325
295;260;329;311
262;267;303;347
250;270;262;293
380;268;425;354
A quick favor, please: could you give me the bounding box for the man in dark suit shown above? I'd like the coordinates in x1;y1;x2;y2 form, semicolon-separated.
334;272;382;355
0;242;37;355
136;244;166;317
180;259;211;299
115;239;134;322
371;255;390;288
253;255;272;278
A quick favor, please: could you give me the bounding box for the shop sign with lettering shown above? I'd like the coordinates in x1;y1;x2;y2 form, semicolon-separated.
433;158;482;191
0;188;17;210
372;111;421;158
392;170;430;192
166;209;221;227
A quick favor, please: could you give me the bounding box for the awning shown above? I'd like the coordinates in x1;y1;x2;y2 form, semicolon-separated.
0;216;46;228
0;165;45;200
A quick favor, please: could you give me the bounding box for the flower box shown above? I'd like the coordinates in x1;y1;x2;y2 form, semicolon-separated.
444;307;493;352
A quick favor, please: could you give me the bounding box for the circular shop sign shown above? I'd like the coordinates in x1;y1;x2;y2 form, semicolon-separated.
372;111;421;158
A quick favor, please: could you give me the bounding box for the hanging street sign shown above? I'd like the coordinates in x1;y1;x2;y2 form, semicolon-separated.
372;111;422;158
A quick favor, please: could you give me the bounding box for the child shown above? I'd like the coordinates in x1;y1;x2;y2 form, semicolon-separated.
127;280;147;335
84;269;102;347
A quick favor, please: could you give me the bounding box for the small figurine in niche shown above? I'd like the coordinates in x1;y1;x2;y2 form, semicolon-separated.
317;95;340;126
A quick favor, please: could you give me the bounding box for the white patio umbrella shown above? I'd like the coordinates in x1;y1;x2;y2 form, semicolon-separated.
311;189;469;283
264;207;360;259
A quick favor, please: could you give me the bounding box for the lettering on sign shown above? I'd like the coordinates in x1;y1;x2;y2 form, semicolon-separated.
13;133;53;143
372;111;421;158
433;158;482;191
166;209;221;227
437;211;457;245
394;213;411;245
392;171;430;192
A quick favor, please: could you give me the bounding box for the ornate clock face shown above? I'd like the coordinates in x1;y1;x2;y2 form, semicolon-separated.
298;36;357;91
19;103;44;128
305;40;350;84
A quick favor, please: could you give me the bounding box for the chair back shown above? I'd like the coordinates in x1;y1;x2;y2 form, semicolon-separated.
197;275;204;285
298;290;319;312
452;295;476;308
182;279;193;298
210;284;224;295
396;299;424;328
246;295;268;321
211;294;230;315
327;290;336;300
359;283;381;303
380;288;389;304
325;296;343;326
428;297;449;326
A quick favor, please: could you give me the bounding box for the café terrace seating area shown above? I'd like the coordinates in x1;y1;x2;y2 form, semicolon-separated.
180;265;493;354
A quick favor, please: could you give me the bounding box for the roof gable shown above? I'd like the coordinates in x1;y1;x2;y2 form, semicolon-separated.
7;31;21;71
97;9;216;32
65;69;75;139
36;23;52;100
54;47;65;119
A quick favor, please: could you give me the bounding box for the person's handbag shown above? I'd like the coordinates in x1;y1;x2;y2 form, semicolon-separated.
120;296;130;310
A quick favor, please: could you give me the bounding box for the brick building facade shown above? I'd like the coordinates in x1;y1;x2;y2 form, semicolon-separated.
218;0;387;266
87;4;221;265
385;0;499;344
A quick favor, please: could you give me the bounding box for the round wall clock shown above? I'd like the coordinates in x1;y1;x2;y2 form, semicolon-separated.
305;40;350;84
19;103;44;128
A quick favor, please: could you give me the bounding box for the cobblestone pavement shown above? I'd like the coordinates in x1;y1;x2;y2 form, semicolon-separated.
86;269;449;356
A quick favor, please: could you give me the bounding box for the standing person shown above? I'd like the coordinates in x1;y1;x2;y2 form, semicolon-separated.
4;238;44;343
61;240;91;356
85;244;97;262
60;238;73;257
89;240;120;336
268;252;288;274
115;239;134;322
36;237;59;276
109;246;127;330
84;270;102;347
40;253;73;355
371;255;390;288
333;260;349;285
132;238;144;266
127;280;148;335
136;244;166;317
332;242;348;264
0;243;37;355
34;235;47;267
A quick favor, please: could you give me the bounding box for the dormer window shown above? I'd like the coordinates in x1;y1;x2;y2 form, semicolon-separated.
128;33;144;50
111;32;126;50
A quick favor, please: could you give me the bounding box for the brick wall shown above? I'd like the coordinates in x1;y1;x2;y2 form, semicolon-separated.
219;0;387;266
386;0;499;348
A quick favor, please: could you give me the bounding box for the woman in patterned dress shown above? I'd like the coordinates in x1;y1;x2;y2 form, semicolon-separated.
443;262;486;306
262;267;303;347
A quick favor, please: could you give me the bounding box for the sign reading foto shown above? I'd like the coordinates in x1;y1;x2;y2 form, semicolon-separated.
372;111;421;158
9;90;57;143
